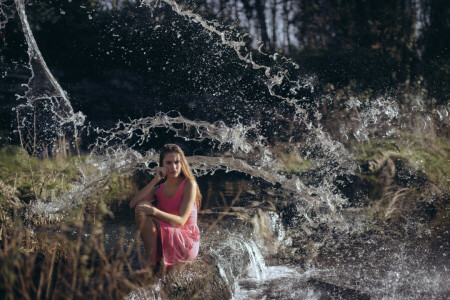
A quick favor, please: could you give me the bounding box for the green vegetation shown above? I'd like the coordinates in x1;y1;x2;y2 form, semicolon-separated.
273;145;317;174
353;135;449;188
347;135;449;227
0;146;85;227
273;134;448;228
0;145;84;202
0;146;137;227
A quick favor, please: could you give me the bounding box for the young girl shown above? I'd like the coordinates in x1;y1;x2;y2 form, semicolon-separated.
130;144;201;269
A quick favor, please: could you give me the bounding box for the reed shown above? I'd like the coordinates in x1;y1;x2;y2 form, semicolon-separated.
0;223;158;300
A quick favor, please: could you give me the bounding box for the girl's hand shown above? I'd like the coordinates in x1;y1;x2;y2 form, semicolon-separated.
135;203;156;217
155;167;167;181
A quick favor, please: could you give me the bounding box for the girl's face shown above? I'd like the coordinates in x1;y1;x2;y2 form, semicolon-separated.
162;152;182;178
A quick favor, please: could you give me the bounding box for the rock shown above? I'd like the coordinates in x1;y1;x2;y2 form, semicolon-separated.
392;157;428;187
162;254;232;300
334;174;369;206
126;255;231;300
306;278;371;300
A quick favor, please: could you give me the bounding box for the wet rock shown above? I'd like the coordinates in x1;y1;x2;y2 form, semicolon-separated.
127;254;231;299
393;157;428;187
306;278;370;300
278;198;309;228
162;254;232;300
334;174;369;206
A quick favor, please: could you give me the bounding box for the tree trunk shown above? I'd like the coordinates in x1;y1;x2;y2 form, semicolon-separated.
254;0;271;49
271;0;277;49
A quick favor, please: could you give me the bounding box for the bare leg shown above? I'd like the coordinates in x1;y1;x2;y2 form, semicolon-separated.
135;211;161;267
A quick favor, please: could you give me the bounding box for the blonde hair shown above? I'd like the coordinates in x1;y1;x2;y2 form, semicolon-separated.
159;144;202;209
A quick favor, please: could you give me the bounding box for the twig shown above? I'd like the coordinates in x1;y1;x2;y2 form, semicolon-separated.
205;186;243;233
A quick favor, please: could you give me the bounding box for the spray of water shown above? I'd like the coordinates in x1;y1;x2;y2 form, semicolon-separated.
0;0;15;31
13;0;85;153
5;1;448;299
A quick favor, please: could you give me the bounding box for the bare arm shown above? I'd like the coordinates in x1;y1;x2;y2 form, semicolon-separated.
130;177;159;208
130;167;167;208
136;180;197;227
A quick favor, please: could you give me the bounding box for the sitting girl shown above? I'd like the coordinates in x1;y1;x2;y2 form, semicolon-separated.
130;144;201;269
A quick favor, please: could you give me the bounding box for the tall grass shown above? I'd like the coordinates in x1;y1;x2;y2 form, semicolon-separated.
0;146;83;202
349;135;449;225
353;135;449;188
0;223;160;300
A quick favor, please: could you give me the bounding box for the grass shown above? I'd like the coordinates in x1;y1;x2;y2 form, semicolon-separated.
272;144;317;174
0;146;86;227
0;146;160;297
347;134;449;226
0;145;138;227
352;134;449;188
0;222;157;300
0;145;219;299
0;145;84;203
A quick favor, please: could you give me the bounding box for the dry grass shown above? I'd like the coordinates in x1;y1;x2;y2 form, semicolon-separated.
353;135;449;226
353;135;449;188
0;145;168;298
0;223;161;300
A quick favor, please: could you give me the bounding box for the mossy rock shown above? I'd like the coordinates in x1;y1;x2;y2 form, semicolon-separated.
162;254;232;300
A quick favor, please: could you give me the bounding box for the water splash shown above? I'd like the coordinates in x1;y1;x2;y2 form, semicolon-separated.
243;240;267;280
90;111;266;156
5;1;448;299
13;0;85;153
15;0;354;260
0;0;15;31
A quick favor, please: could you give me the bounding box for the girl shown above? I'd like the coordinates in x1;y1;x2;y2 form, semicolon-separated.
130;144;201;269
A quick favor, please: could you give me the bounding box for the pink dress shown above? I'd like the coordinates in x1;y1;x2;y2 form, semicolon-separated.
155;179;200;266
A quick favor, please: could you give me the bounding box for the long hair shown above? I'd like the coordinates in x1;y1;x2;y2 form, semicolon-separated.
159;144;202;209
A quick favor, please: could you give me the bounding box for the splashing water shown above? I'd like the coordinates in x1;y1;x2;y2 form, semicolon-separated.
3;0;449;299
13;0;85;154
1;0;15;30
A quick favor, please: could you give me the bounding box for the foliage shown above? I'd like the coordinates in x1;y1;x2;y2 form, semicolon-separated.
350;135;449;225
354;135;449;188
0;145;83;202
0;145;138;227
0;221;230;299
272;144;317;174
0;223;154;300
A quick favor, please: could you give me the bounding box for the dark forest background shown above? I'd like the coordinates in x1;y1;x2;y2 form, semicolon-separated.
0;0;448;146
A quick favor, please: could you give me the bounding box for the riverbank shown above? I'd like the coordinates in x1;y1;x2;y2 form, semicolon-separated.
0;133;448;298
